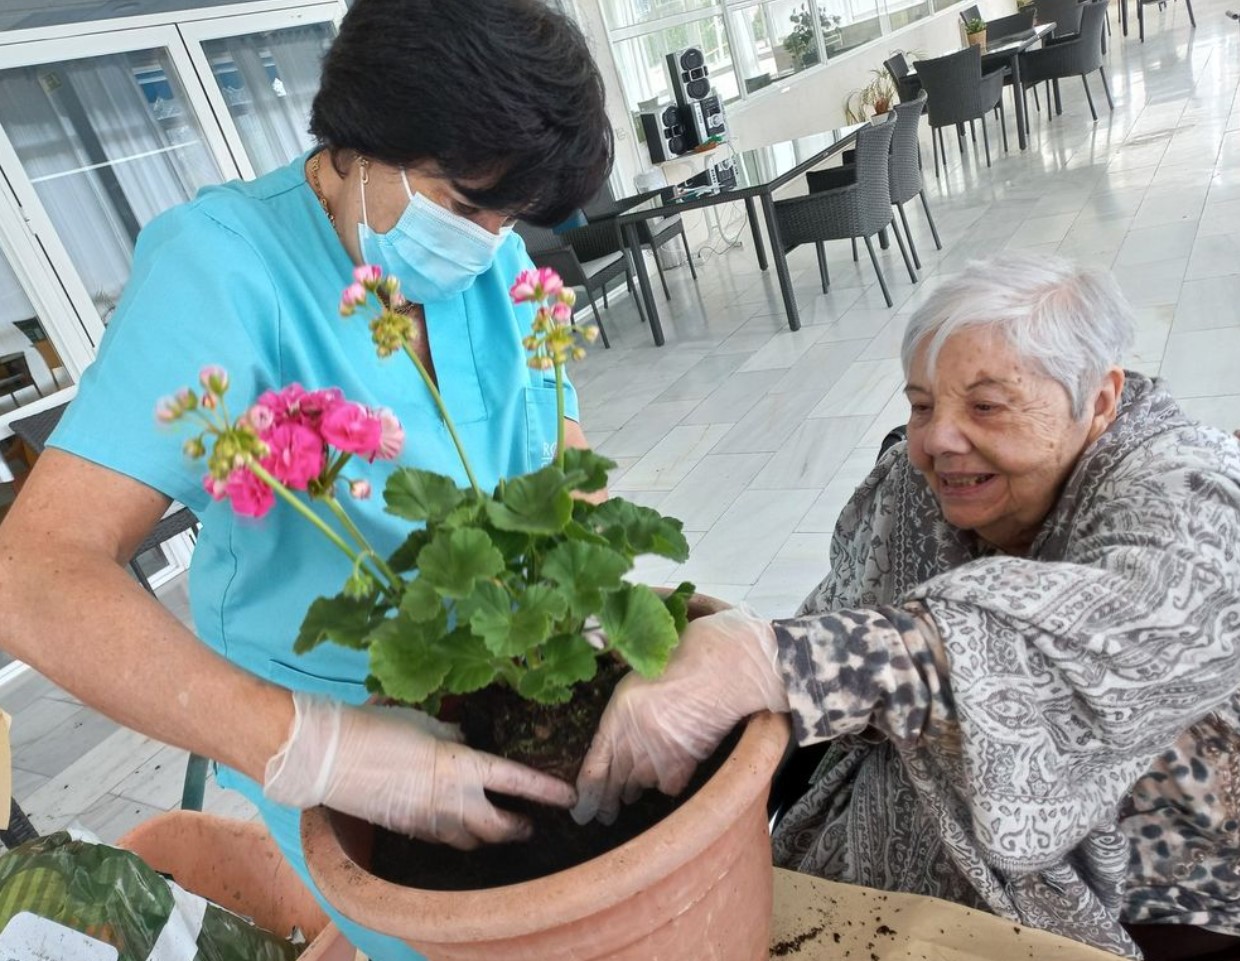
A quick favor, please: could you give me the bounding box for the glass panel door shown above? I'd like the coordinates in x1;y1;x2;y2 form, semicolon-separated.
180;5;340;178
0;32;234;332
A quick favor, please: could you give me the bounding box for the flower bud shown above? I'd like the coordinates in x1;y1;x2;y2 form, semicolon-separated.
551;302;573;325
558;288;577;308
353;264;382;287
349;478;372;500
199;366;229;396
182;436;206;459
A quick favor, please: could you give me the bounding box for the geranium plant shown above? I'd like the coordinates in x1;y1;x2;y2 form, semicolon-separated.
160;267;694;711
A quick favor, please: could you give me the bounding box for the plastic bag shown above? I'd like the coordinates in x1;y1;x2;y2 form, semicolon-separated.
0;831;302;960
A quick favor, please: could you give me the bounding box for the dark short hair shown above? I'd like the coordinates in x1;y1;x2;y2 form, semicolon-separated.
309;0;613;227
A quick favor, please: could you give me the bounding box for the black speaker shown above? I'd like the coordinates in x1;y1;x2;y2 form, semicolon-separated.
667;47;711;107
686;94;727;145
639;103;691;164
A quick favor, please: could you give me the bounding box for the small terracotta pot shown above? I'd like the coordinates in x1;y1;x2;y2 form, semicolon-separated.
301;594;792;961
967;28;988;45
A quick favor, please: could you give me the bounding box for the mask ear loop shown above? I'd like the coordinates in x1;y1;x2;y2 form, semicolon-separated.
358;156;371;228
398;168;416;202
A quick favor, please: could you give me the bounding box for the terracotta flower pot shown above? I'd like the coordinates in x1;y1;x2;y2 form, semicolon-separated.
300;594;792;961
967;28;988;45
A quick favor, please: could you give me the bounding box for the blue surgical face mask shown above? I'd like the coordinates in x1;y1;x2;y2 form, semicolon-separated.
356;163;510;303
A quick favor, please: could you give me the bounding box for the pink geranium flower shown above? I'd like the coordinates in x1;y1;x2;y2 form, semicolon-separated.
225;466;275;518
377;410;404;460
353;265;382;286
261;422;325;490
203;473;227;500
509;269;539;304
321;401;383;459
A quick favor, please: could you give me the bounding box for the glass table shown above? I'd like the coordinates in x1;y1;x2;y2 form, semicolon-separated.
611;124;866;344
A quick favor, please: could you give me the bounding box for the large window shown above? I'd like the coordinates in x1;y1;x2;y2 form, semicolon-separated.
607;0;941;125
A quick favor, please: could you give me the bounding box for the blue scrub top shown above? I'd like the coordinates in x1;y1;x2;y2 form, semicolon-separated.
50;154;579;705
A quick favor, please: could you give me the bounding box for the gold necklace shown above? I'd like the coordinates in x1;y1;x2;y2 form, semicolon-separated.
309;151;336;227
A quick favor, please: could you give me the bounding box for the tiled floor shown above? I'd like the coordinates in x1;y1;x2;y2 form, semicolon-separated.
3;0;1239;843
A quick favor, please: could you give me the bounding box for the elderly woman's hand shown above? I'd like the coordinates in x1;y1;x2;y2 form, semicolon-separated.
263;693;577;849
571;606;790;826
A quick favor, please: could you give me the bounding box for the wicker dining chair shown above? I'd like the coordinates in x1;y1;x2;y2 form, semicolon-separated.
1019;0;1113;121
913;45;1009;176
1138;0;1195;41
7;401;209;813
884;52;922;103
985;7;1037;40
778;114;916;309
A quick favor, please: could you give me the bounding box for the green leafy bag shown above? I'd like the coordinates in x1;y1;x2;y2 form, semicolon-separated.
0;832;301;961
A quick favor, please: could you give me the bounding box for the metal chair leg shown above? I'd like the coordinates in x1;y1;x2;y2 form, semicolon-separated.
1186;0;1195;27
1000;99;1010;152
981;113;992;167
601;282;609;310
1082;74;1097;121
851;237;859;261
652;246;671;300
863;235;893;308
1099;68;1115;110
896;203;921;270
933;127;942;178
680;231;698;280
181;753;209;811
919;190;944;249
890;218;918;283
815;242;830;293
584;282;610;347
969;119;977;143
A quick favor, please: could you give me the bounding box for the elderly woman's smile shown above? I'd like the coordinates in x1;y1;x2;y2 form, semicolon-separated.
905;326;1121;554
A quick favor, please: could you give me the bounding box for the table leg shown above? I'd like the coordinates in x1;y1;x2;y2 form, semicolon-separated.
1121;0;1128;37
1012;56;1029;151
744;197;768;270
622;222;664;346
759;194;801;332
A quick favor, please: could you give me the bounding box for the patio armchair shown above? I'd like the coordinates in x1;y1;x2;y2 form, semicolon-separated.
1019;0;1113;121
913;45;1009;176
808;92;943;272
985;7;1037;40
778;114;917;309
884;52;922;103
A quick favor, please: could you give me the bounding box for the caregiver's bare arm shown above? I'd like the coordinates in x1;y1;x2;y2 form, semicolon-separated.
0;449;293;782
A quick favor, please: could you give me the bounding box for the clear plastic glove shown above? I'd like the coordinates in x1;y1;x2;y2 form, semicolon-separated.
571;605;789;826
263;693;576;849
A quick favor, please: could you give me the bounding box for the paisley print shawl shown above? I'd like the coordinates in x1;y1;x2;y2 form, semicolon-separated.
769;374;1240;958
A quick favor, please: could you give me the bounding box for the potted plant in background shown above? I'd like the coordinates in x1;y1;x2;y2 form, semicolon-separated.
163;267;790;961
844;67;899;123
965;15;989;45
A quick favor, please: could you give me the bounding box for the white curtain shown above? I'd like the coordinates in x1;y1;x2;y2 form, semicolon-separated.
204;23;332;177
0;49;220;322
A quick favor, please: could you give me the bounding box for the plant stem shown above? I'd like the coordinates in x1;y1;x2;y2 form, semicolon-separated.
248;461;399;602
324;496;401;591
401;341;482;498
554;361;566;472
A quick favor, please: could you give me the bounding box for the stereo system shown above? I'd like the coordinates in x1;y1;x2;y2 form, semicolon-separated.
666;47;711;106
641;48;728;166
639;103;691;164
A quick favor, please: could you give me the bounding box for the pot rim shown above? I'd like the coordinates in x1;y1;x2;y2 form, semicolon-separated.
302;710;790;941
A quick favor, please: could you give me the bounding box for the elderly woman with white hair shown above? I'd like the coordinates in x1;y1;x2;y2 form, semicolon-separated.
571;254;1240;960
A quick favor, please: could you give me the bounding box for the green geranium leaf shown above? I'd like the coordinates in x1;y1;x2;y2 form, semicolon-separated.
561;447;616;493
368;614;452;705
462;582;570;658
601;583;680;677
518;634;599;704
388;528;432;573
590;498;690;562
399;576;443;622
293;592;381;654
485;466;574;534
541;541;631;618
662;580;696;635
440;626;500;695
563;518;610;545
417;528;505;598
385;468;465;522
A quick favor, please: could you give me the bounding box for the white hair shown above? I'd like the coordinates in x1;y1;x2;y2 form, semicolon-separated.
900;254;1136;419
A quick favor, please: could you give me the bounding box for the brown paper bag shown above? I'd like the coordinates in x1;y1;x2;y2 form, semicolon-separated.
771;867;1124;959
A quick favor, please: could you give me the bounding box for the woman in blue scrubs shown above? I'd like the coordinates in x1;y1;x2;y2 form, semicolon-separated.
0;1;612;957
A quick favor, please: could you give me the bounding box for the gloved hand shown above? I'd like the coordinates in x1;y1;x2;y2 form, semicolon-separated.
263;693;576;849
571;605;789;826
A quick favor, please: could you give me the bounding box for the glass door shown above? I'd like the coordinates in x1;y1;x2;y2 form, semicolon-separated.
0;28;239;339
180;4;341;178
